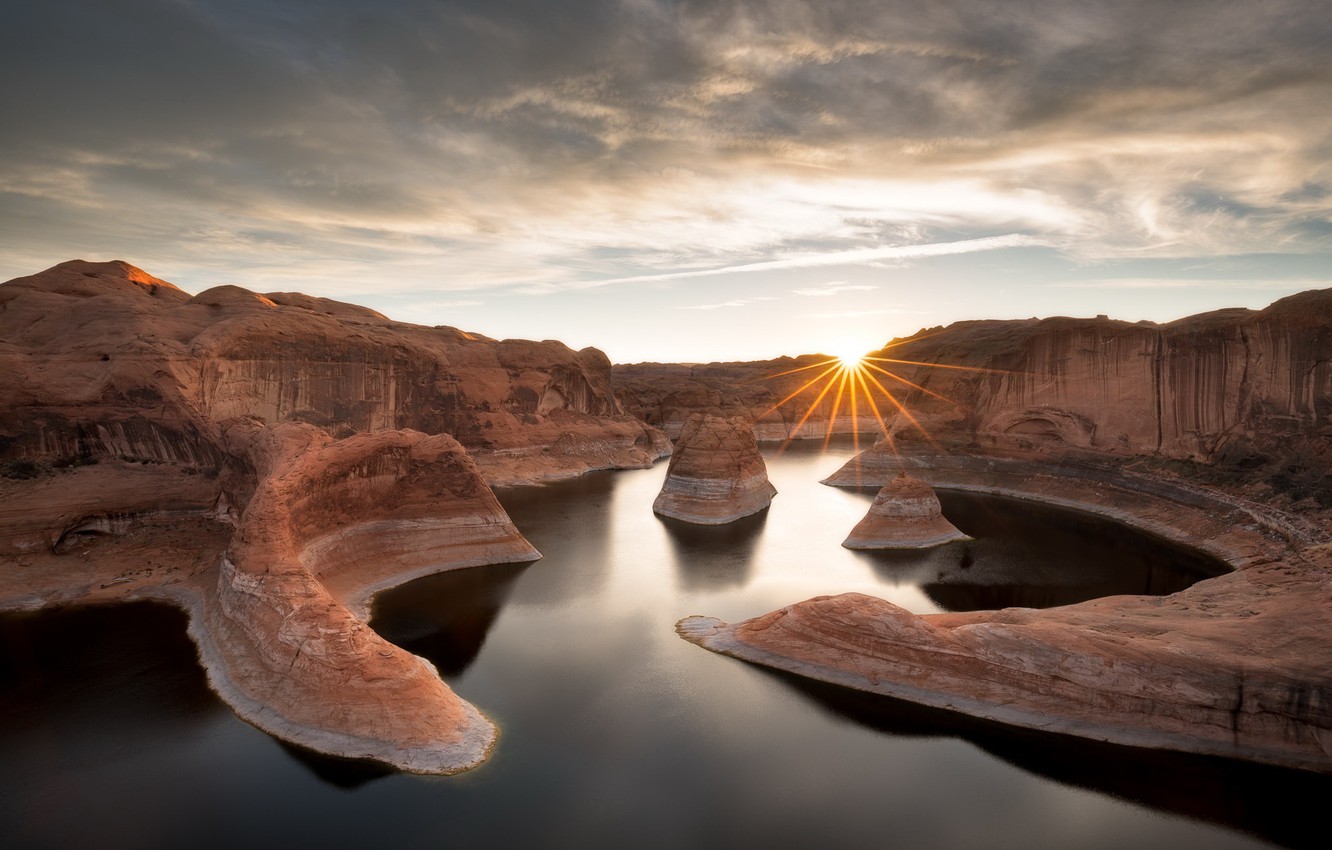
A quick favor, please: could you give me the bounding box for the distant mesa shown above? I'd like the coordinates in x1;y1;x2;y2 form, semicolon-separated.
653;414;776;524
842;474;970;549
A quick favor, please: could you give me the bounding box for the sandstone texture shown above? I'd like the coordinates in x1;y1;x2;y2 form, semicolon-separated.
653;414;776;524
0;259;668;773
842;474;970;549
682;445;1332;773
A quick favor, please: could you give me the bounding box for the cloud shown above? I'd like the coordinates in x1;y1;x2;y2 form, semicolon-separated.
1;0;1330;302
1049;277;1332;290
810;309;915;319
792;282;879;297
525;235;1048;293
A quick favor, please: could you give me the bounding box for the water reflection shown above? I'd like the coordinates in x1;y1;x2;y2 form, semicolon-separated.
275;741;396;790
369;561;531;677
853;491;1224;612
493;473;620;607
659;509;768;591
767;669;1331;850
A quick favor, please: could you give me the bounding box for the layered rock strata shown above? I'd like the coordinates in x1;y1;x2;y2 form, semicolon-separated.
0;259;667;773
681;446;1332;773
200;423;539;772
842;474;970;549
615;289;1332;491
0;260;669;487
653;414;776;524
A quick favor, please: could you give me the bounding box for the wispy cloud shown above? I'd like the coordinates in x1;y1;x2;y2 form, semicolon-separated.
1049;278;1332;290
811;308;915;319
792;282;878;297
525;235;1047;293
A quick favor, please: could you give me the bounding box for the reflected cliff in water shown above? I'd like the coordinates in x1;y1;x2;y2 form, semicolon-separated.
370;561;532;677
766;668;1332;850
659;509;768;592
855;490;1224;611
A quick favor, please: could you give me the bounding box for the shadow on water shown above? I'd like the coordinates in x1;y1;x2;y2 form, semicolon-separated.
854;491;1228;612
0;602;220;728
763;667;1332;850
369;561;532;678
275;741;396;790
659;509;768;592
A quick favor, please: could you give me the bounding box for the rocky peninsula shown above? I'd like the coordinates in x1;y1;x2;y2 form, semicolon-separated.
673;289;1332;773
0;259;669;773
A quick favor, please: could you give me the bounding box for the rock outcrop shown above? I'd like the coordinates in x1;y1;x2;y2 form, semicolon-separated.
841;474;970;549
681;446;1332;773
0;259;669;486
0;258;669;773
653;414;776;524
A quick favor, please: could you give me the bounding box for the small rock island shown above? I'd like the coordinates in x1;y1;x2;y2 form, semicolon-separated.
652;414;776;524
842;474;970;549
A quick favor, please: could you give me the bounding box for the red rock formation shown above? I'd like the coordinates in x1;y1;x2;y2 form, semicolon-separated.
0;259;667;483
681;447;1332;773
842;475;970;549
653;414;776;524
0;258;667;773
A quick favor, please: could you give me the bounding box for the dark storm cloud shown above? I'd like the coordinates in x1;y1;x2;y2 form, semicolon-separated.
2;0;1330;288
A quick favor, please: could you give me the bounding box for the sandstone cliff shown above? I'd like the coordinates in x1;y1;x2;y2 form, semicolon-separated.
653;414;777;524
0;259;668;487
614;290;1332;503
0;259;669;773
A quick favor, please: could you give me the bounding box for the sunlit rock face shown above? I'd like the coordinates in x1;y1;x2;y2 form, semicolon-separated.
0;260;667;488
653;414;776;524
0;259;669;773
841;475;970;549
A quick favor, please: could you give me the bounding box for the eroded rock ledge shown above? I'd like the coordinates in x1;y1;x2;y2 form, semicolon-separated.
679;446;1332;773
0;259;668;774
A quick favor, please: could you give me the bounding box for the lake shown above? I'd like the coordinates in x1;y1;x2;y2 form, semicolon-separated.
1;440;1325;849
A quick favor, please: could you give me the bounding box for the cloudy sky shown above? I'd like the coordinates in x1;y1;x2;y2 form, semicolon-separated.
3;1;1330;362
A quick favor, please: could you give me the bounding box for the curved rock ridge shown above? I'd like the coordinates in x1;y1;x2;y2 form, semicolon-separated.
682;447;1332;773
842;474;970;549
0;420;541;773
200;423;539;773
653;414;776;524
0;258;670;774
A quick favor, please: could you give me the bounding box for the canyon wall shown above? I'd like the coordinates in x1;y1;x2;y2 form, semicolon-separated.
615;290;1332;497
0;260;666;489
0;259;668;773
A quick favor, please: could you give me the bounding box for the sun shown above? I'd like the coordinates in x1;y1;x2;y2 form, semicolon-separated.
836;350;866;370
755;334;1013;460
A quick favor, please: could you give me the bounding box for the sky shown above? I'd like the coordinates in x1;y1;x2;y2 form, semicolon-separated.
2;0;1330;363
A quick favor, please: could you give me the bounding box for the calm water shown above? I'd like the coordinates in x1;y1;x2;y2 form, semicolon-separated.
2;441;1326;850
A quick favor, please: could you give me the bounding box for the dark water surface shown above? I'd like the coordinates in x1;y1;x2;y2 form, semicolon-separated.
2;441;1326;849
